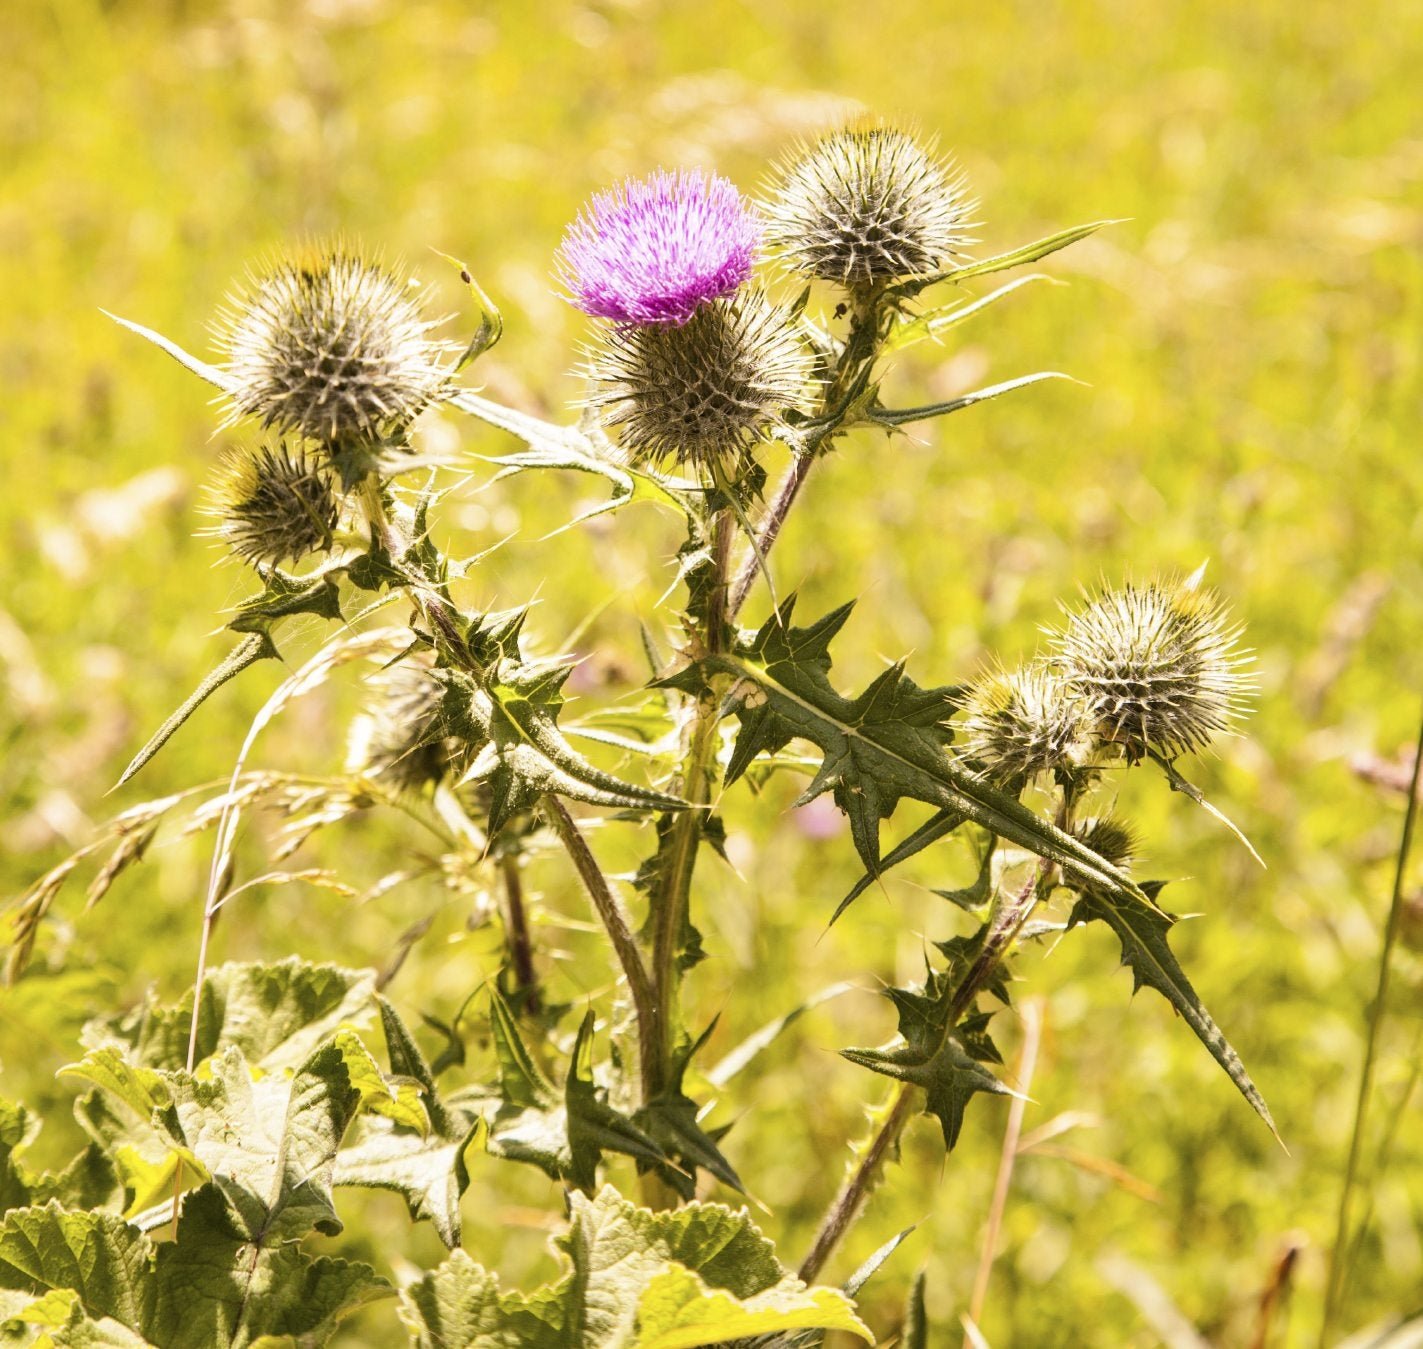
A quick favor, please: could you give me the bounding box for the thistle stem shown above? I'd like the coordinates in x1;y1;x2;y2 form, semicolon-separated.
1320;702;1423;1343
499;853;541;1013
542;793;655;1049
728;450;814;621
644;510;733;1117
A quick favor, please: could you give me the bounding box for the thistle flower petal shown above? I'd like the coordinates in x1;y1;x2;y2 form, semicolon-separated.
205;442;339;568
765;125;974;287
957;662;1090;786
1055;579;1253;760
557;170;758;326
216;246;452;446
585;290;812;472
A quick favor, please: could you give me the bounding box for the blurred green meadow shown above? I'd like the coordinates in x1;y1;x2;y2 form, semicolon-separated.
3;0;1422;1343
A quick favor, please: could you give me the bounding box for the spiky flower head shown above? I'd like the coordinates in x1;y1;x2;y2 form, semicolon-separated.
217;246;451;446
586;290;811;472
958;662;1091;785
557;170;758;326
1073;815;1139;871
1055;579;1252;760
206;442;339;567
764;125;973;288
348;660;456;792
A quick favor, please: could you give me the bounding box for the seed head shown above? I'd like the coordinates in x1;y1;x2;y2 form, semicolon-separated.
764;125;973;288
958;662;1090;785
556;170;758;326
1055;580;1253;760
206;442;339;567
586;290;811;472
348;660;456;792
217;246;451;445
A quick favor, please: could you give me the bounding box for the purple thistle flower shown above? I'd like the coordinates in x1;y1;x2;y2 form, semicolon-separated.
557;170;758;326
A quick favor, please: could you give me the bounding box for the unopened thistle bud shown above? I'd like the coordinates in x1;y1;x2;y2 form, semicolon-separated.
1055;580;1252;761
217;246;451;445
764;125;973;288
586;291;812;473
958;663;1090;785
348;660;456;792
557;170;758;326
1073;815;1139;871
206;442;339;567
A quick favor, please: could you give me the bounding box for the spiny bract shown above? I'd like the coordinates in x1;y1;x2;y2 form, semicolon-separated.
217;247;451;445
348;659;457;792
206;442;339;567
557;169;758;326
764;125;974;288
586;290;812;472
957;662;1090;785
1055;580;1252;760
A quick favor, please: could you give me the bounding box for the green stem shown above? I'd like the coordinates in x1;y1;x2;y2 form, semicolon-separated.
1320;702;1423;1342
644;510;733;1112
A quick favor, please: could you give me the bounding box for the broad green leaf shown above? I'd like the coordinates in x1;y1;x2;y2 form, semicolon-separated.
634;1264;871;1348
144;1186;390;1349
86;959;376;1074
0;1100;40;1213
397;1250;565;1349
328;1031;429;1135
71;1090;205;1222
334;1001;479;1248
697;600;1153;916
1068;893;1278;1136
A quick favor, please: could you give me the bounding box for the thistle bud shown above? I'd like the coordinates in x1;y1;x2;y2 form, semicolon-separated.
1055;580;1252;761
586;291;811;473
557;170;758;326
217;246;451;446
348;660;456;792
958;663;1090;786
1072;815;1139;871
206;442;339;567
764;125;973;288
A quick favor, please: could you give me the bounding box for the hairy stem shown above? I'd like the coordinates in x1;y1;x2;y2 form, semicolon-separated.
1320;703;1423;1342
728;451;814;621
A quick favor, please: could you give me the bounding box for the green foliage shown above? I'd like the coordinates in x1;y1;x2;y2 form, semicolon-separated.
398;1187;869;1348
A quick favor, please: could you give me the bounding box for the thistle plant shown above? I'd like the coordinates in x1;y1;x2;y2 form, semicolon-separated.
4;125;1277;1346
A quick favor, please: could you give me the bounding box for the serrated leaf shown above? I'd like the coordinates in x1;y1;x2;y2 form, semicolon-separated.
634;1264;870;1348
704;600;1153;919
443;647;685;834
833;809;967;926
1068;893;1277;1136
85;959;376;1074
0;1207;149;1331
397;1249;565;1349
328;1030;429;1135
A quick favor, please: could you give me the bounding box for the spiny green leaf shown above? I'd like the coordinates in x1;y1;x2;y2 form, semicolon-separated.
634;1264;871;1348
833;808;967;927
867;371;1074;429
704;599;1154;919
901;1272;929;1349
114;634;276;789
885;273;1058;352
1068;893;1277;1136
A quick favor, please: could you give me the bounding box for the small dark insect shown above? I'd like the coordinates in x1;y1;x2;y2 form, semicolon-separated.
833;302;848;319
460;268;472;284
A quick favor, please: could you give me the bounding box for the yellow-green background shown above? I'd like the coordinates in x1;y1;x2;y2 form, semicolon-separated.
3;1;1421;1344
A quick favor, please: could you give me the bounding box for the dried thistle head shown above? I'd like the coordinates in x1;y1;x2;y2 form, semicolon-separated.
1055;579;1253;761
348;660;456;792
557;169;758;326
764;124;974;289
216;245;452;446
205;442;339;567
585;290;812;474
958;662;1091;785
